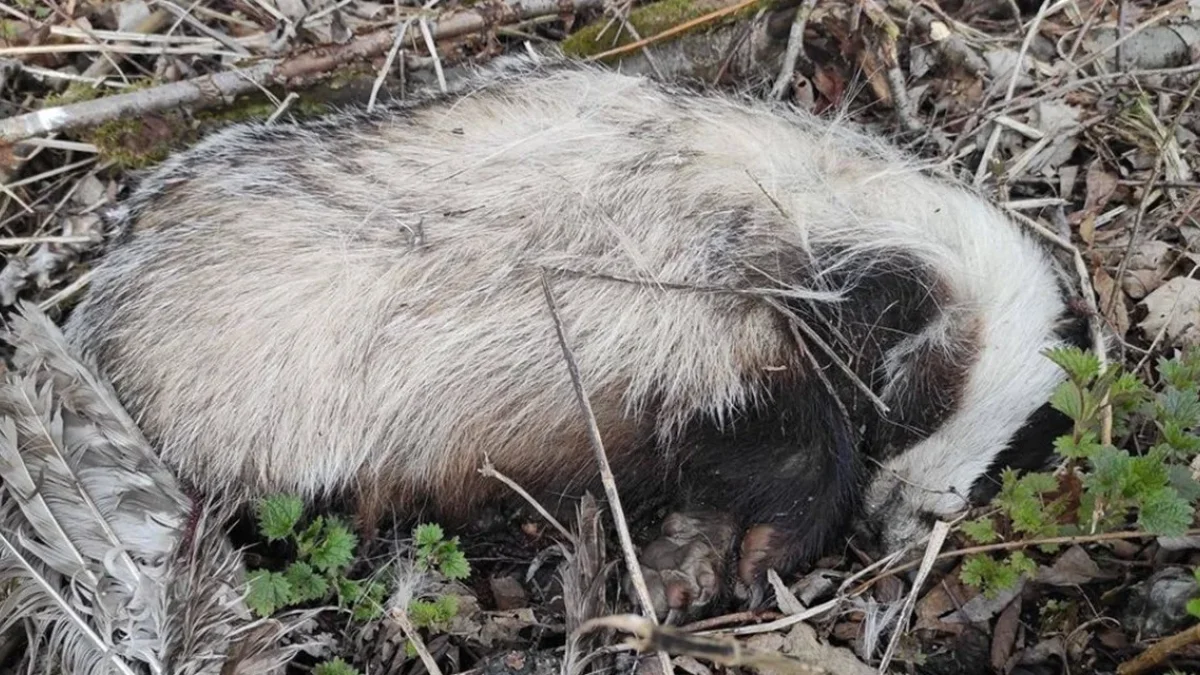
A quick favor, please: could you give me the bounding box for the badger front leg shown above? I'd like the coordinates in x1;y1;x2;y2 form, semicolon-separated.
639;382;864;621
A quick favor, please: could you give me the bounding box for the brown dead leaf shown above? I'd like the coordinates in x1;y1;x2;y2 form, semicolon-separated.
1035;545;1109;586
1121;240;1175;300
991;595;1022;672
1070;161;1120;225
745;622;875;675
856;49;892;107
1093;266;1131;338
812;67;846;114
1139;276;1200;347
915;582;966;635
489;576;529;610
916;569;977;634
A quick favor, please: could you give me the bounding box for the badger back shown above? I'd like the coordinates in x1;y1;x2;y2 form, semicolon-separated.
63;59;1075;540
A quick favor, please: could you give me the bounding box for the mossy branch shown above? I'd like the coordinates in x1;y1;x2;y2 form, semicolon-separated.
0;0;604;144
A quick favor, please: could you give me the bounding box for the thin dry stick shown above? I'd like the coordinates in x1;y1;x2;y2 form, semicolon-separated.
1116;621;1200;675
369;18;417;112
478;455;577;546
849;527;1200;596
586;0;760;62
877;521;951;673
539;271;672;675
0;0;605;143
769;0;819;100
972;0;1053;187
390;609;446;675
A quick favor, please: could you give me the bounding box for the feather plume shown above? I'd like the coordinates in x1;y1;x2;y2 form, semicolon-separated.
0;302;318;674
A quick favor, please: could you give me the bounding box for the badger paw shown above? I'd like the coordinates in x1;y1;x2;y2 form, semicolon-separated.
635;511;737;622
732;524;785;607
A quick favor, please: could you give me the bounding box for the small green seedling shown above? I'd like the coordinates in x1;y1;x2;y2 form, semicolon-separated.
246;494;388;620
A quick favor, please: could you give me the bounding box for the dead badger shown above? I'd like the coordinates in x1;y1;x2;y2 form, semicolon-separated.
63;56;1087;618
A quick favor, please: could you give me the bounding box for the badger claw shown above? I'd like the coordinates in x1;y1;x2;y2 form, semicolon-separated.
632;511;737;621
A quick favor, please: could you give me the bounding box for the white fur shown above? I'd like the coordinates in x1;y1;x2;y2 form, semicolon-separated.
64;59;1070;550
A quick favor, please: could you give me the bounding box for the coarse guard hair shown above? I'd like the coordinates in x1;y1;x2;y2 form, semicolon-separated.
63;55;1087;610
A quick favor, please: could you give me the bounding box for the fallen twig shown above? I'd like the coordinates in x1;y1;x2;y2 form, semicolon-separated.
479;455;577;547
885;0;988;76
0;0;605;144
769;0;818;100
586;0;759;62
1116;621;1200;675
877;521;951;672
850;527;1200;596
539;271;673;675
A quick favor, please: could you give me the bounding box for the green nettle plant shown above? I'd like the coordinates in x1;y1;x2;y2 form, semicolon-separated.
246;494;389;620
246;498;473;670
406;523;472;630
959;346;1200;598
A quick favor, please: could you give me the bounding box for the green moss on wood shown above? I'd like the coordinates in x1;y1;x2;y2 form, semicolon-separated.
87;116;182;170
561;0;776;60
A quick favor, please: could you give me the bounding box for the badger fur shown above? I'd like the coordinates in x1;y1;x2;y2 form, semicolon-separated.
62;56;1087;616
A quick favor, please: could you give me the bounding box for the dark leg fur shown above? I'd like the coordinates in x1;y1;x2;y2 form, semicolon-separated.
638;369;864;620
638;246;963;619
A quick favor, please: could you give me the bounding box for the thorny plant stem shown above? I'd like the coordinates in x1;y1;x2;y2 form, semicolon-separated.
539;271;673;675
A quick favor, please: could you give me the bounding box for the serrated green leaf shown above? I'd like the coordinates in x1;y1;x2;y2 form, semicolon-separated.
295;516;325;556
1020;471;1059;494
434;594;460;618
439;549;471;580
246;570;292;617
284;561;329;604
1049;382;1086;421
959;555;989;588
336;577;364;605
414;523;445;548
256;494;304;542
309;519;357;573
409;599;443;627
1008;550;1038;577
1137;486;1193;537
1176;465;1200;502
1055;431;1101;459
1044;347;1101;384
1159;388;1200;429
961;518;998;544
